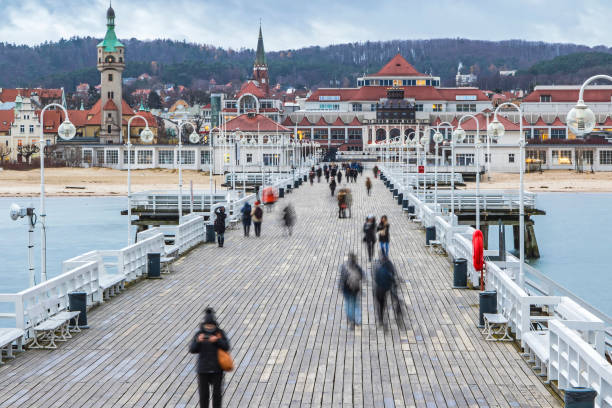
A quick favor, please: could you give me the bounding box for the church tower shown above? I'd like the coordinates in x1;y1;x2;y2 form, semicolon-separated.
252;24;269;96
97;4;125;144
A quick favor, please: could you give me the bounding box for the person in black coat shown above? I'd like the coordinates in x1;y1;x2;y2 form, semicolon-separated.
241;202;252;237
339;253;364;327
363;215;377;262
214;207;227;247
329;179;337;196
189;308;230;408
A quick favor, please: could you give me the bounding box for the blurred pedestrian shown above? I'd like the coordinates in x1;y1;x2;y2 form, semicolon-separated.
241;201;252;237
363;215;377;262
337;189;348;218
339;253;364;327
309;170;315;185
189;308;230;408
316;167;322;182
282;204;296;236
213;206;227;247
377;215;390;256
337;170;342;184
324;168;330;183
373;252;395;328
365;177;372;196
373;165;379;178
329;179;336;196
252;201;264;237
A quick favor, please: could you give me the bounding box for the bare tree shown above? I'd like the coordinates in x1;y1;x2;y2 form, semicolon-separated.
0;145;11;164
17;143;40;164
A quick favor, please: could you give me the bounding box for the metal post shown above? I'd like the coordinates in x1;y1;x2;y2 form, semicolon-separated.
126;114;149;245
28;213;35;287
434;140;438;209
178;123;183;222
451;137;455;223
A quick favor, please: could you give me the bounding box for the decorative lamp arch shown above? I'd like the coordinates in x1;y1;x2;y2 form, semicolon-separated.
236;93;260;115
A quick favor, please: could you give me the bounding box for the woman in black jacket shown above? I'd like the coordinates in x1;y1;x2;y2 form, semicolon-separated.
363;215;377;262
214;207;227;247
377;215;390;256
189;308;230;408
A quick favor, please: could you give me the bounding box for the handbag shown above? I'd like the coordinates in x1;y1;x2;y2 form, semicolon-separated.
218;348;234;372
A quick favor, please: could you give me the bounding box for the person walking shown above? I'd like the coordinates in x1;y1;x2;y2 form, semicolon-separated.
324;168;330;183
363;215;377;262
241;201;252;237
373;165;379;178
316;167;322;182
339;253;364;328
373;252;397;329
189;308;230;408
252;201;264;237
282;204;296;236
337;169;342;184
213;206;227;247
329;178;336;197
309;170;315;185
377;215;390;256
365;177;372;196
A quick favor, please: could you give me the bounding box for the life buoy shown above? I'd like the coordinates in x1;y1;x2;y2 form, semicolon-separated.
262;187;278;204
472;229;484;271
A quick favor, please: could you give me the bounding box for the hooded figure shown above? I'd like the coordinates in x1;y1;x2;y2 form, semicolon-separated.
189;308;230;408
213;207;227;247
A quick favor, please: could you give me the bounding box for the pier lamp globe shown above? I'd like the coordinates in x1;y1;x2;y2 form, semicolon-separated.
566;100;596;137
57;119;77;140
188;130;200;144
139;126;154;143
452;127;466;143
419;135;428;146
487;118;505;141
433;131;444;144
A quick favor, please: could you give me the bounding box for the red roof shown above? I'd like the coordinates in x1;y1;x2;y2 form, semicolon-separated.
281;117;294;126
306;88;359;102
103;99;118;111
0;110;14;132
220;114;290;132
236;81;266;99
347;116;362;126
314;117;329;126
523;88;612;103
308;86;488;102
550;117;565;126
331;117;345;126
600;116;612;126
522;116;531;126
0;88;62;103
534;116;548;126
459;113;519;131
298;117;311;126
436;88;490;102
371;54;423;77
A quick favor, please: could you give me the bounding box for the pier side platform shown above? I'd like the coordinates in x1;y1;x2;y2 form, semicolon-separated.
0;177;561;407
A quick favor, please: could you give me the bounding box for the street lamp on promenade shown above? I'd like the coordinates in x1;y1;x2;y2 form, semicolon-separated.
39;104;76;281
457;114;481;230
488;104;523;286
177;120;198;222
125;115;153;245
566;74;612;136
433;122;453;210
450;126;467;224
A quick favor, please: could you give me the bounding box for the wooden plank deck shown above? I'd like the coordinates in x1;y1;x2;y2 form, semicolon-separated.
0;175;562;408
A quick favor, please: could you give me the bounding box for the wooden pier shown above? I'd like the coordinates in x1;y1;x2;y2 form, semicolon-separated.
0;177;561;407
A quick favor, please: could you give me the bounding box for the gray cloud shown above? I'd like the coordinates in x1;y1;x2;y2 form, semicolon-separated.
0;0;609;50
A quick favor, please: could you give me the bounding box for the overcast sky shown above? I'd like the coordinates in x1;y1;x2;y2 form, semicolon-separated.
1;0;610;50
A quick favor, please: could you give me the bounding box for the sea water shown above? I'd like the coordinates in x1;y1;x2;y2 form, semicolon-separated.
0;194;610;317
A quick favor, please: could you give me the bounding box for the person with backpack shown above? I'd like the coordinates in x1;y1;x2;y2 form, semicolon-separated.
213;206;227;247
377;215;390;256
373;252;396;328
189;308;230;408
251;201;264;237
241;201;252;237
339;253;364;327
365;177;372;196
363;215;377;262
329;178;337;196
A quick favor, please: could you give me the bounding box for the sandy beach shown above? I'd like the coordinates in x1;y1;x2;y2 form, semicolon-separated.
464;170;612;192
1;167;612;196
0;167;226;197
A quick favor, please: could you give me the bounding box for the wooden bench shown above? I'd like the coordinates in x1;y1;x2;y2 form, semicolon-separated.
0;329;25;364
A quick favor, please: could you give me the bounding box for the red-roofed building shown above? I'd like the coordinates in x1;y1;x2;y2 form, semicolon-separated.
0;88;63;107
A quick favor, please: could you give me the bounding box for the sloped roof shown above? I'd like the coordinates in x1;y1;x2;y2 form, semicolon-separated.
347;116;362;126
298;117;312;126
371;54;423;77
534;117;548;126
550;117;565;126
0;110;14;132
600;116;612;126
306;88;359;102
221;113;291;132
236;81;266;99
0;88;62;103
331;117;345;126
523;88;612;103
103;99;119;111
459;113;519;131
314;117;329;126
281;117;294;126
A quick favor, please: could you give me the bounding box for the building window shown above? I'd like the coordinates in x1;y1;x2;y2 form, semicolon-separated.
246;153;253;163
108;74;113;81
508;153;515;163
200;150;211;164
579;150;593;165
552;150;572;165
484;153;490;163
415;104;423;112
96;150;105;164
352;103;362;112
137;150;153;164
432;104;443;112
159;150;174;164
105;149;119;164
348;129;362;140
456;104;476;112
313;129;328;140
29;125;34;133
178;150;195;164
263;153;279;166
551;128;566;139
318;103;340;111
331;129;344;139
600;150;612;165
123;150;135;164
456;153;474;166
20;125;25;133
107;125;112;134
83;150;93;163
526;150;546;164
540;95;551;102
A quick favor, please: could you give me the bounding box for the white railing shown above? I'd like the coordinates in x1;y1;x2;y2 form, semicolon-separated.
175;214;205;254
549;320;612;408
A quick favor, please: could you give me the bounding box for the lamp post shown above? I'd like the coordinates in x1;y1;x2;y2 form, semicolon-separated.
566;74;612;136
450;126;467;225
125;115;153;245
39;104;76;282
489;104;522;286
434;122;454;210
457;114;481;230
177;120;198;222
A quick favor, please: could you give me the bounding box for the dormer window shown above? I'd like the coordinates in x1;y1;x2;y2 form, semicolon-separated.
540;95;551;102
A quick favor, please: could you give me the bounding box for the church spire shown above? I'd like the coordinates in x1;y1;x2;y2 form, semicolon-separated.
255;22;266;66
